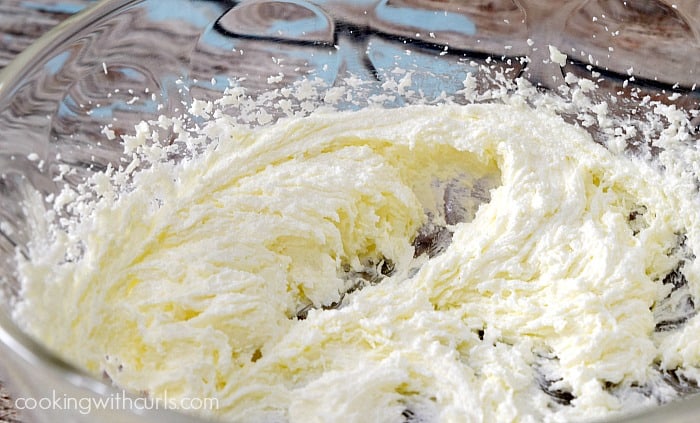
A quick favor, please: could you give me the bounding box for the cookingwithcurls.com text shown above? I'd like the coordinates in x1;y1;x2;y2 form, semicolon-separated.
14;389;219;415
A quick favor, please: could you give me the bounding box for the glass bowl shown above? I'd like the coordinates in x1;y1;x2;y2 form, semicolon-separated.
2;0;700;421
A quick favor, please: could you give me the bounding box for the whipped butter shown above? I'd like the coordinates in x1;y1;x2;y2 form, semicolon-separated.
14;101;700;422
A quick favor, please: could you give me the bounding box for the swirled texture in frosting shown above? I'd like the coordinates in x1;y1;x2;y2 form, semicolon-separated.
16;103;700;422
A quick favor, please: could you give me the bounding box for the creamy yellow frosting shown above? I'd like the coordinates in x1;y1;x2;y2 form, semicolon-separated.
15;102;700;422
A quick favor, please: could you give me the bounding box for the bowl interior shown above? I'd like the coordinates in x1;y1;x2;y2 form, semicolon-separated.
2;0;700;421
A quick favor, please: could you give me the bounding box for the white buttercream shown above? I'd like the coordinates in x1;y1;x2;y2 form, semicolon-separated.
14;102;700;422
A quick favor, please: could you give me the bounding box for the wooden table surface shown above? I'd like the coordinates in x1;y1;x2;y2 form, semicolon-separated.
0;2;97;421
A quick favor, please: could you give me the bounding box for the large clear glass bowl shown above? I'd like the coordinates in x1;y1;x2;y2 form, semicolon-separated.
1;0;700;421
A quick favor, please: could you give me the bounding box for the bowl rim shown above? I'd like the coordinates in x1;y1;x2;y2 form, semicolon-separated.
0;0;132;98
